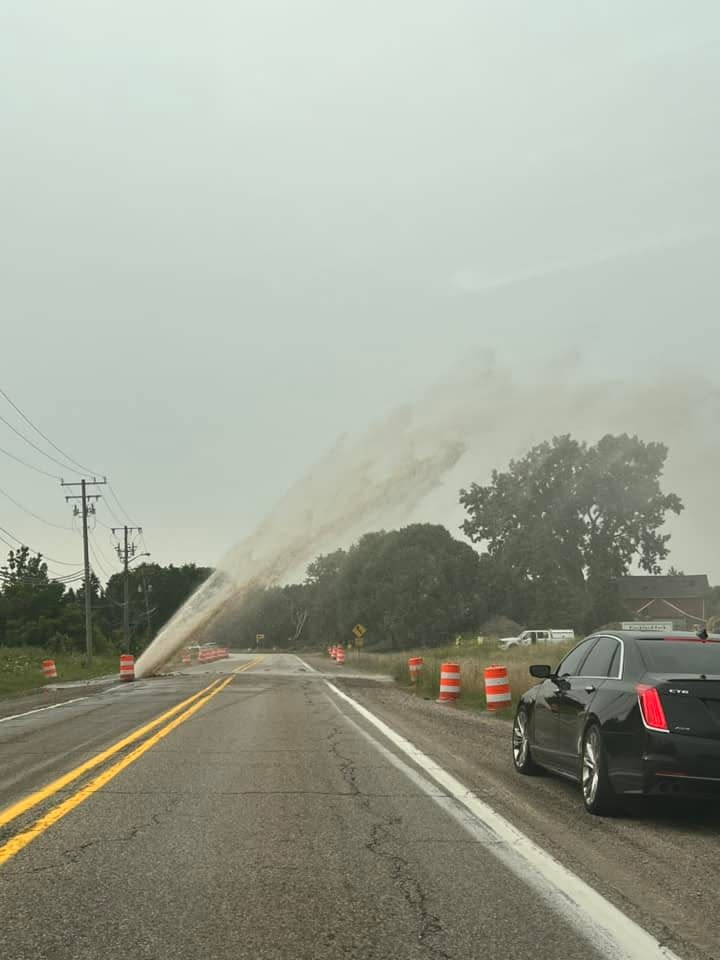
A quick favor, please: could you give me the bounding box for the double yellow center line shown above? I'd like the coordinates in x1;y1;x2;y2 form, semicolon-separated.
0;655;264;868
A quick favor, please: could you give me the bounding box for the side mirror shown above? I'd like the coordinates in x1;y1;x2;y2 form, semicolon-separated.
529;664;552;679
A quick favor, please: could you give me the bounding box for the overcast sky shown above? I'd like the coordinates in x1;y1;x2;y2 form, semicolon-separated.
1;1;718;582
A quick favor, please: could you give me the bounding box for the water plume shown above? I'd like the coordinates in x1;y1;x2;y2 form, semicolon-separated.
136;366;719;677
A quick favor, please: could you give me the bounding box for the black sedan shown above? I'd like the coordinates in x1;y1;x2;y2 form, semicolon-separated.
512;630;720;815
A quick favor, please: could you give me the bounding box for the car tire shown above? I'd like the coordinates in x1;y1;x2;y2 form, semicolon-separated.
581;723;620;816
512;706;540;775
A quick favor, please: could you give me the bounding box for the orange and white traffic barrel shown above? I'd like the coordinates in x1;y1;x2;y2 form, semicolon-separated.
119;654;135;682
484;665;511;710
408;657;424;682
438;662;460;702
181;651;191;665
42;659;58;681
331;646;337;660
336;646;345;666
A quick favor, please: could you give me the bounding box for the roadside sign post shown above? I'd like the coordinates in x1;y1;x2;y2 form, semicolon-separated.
352;623;366;653
256;633;265;649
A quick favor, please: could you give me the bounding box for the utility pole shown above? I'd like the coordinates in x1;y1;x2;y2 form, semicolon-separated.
112;525;144;653
139;577;154;638
61;477;107;663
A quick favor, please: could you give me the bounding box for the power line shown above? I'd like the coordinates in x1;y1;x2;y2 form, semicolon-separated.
0;532;15;551
94;512;115;531
0;524;78;566
0;411;82;477
88;539;112;582
51;571;85;584
138;528;151;556
101;496;124;526
0;442;62;480
107;483;133;522
0;386;101;476
0;483;72;531
89;529;119;575
0;568;84;585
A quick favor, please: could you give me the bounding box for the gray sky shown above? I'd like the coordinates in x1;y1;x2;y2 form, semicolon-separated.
1;1;718;582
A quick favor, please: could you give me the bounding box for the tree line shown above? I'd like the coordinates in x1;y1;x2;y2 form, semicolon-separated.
4;432;713;654
205;433;701;651
0;549;212;654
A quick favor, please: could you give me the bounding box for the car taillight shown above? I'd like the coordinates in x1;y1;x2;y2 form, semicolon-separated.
636;684;669;732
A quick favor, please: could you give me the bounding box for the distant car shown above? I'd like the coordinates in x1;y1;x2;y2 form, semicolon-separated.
512;630;720;815
498;629;574;650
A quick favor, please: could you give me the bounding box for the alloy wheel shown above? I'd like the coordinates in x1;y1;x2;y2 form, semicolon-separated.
582;728;600;805
512;710;529;768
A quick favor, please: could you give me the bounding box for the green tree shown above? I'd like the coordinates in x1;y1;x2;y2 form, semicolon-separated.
0;547;66;647
102;562;213;652
203;525;485;652
460;434;683;631
304;548;347;647
333;524;483;649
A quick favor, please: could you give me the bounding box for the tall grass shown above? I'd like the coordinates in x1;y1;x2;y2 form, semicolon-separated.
0;647;119;698
343;641;574;713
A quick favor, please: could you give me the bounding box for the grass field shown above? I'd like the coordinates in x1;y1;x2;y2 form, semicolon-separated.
337;641;574;715
0;647;119;699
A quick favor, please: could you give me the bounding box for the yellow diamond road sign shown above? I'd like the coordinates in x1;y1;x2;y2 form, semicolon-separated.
352;624;366;638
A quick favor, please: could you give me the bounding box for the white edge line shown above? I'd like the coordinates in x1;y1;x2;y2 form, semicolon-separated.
0;697;90;725
294;654;320;674
324;678;682;960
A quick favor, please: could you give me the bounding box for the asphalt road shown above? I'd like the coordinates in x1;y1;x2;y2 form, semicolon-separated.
0;654;692;959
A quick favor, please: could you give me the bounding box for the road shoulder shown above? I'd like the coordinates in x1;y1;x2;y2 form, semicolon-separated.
331;676;720;960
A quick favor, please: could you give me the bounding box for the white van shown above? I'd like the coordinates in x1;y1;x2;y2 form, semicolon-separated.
497;629;574;650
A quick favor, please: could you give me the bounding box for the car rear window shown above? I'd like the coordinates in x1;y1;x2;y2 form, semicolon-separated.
638;639;720;675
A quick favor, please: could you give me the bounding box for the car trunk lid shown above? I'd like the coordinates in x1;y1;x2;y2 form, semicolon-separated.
648;675;720;739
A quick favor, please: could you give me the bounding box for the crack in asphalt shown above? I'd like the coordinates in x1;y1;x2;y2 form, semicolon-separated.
365;814;452;960
54;800;183;869
325;724;452;959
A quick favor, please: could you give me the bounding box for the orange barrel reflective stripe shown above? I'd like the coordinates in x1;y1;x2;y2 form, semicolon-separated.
408;657;424;682
42;659;58;680
438;662;460;702
336;646;345;665
119;654;135;682
484;665;511;710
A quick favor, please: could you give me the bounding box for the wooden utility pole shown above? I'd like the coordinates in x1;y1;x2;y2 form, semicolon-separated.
61;477;107;662
112;524;144;652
